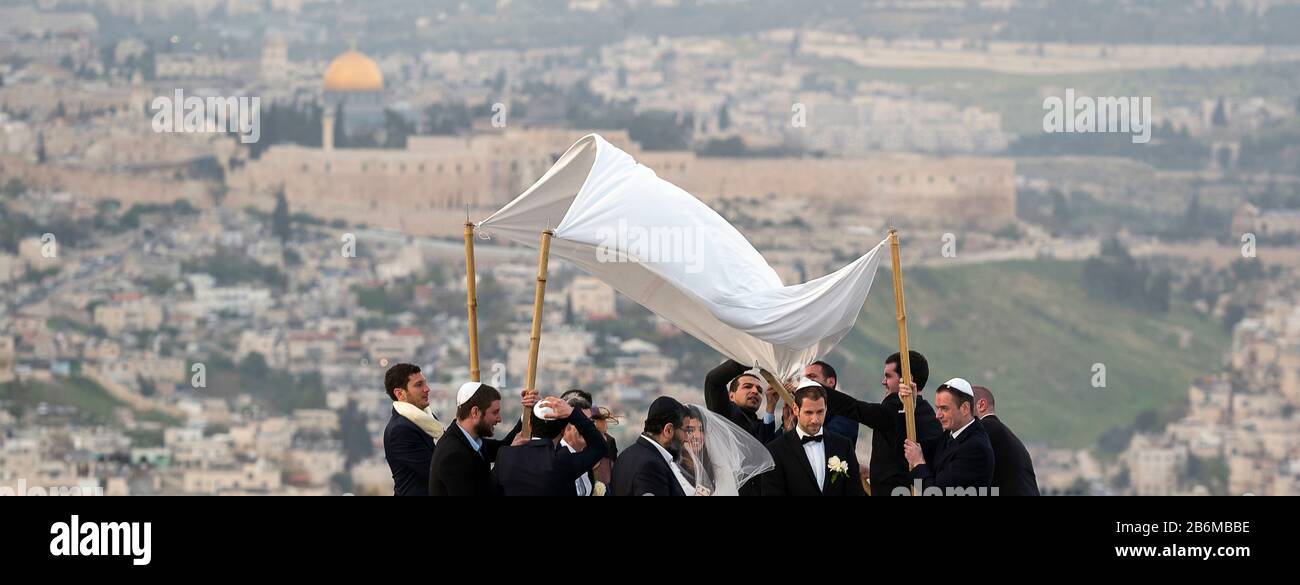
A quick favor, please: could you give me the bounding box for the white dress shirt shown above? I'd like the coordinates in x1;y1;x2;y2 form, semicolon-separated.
950;418;976;439
796;426;827;491
560;439;593;497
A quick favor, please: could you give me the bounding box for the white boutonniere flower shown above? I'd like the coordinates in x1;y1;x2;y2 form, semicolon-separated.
827;455;850;484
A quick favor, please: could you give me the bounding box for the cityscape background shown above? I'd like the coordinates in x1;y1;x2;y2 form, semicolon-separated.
1;0;1299;495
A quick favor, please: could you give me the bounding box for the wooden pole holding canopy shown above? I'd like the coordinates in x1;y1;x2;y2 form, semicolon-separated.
888;227;917;494
464;221;481;383
759;370;798;413
522;229;555;438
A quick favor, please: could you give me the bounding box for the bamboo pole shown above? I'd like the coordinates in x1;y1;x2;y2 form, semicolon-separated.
888;228;917;490
464;221;480;383
522;229;554;438
759;370;798;415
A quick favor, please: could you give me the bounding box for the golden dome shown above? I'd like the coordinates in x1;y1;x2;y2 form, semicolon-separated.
323;50;384;92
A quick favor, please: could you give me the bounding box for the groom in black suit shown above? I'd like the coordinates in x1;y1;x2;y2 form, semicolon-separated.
762;382;864;496
611;396;689;496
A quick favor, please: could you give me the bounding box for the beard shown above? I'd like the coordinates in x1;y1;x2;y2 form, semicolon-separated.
475;418;495;438
666;434;684;459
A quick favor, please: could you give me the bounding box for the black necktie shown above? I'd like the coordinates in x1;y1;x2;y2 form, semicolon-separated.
800;435;823;444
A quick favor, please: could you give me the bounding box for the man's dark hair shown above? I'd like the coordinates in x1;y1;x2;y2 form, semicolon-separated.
531;411;568;440
561;388;593;405
885;350;929;391
644;402;686;436
384;363;421;400
728;373;761;394
793;384;827;408
810;360;838;388
565;394;592;412
456;384;502;420
937;385;975;415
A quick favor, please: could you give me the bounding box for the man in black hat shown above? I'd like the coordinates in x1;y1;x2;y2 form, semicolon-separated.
611;396;690;496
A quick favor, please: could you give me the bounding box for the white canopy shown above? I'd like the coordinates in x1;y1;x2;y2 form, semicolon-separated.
478;134;887;380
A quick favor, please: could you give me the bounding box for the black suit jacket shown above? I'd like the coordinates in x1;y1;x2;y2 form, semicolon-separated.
492;410;609;496
427;418;522;496
980;415;1040;496
762;429;865;496
911;418;995;492
611;436;687;496
383;408;436;496
825;388;944;496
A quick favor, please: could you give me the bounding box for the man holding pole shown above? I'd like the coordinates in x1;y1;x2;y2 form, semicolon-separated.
703;359;779;444
902;377;995;494
822;351;943;496
703;359;780;496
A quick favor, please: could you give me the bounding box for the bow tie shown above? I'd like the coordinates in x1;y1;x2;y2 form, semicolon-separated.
800;434;823;444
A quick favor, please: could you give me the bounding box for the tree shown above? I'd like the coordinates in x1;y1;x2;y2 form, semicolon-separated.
1212;97;1228;127
238;352;270;380
1051;189;1071;231
1217;146;1234;170
136;374;157;397
333;102;347;148
382;109;412;149
339;400;374;467
717;103;731;132
1221;304;1247;332
2;178;24;198
272;187;291;245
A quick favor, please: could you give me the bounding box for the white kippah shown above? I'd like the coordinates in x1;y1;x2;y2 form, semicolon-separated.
940;377;975;397
795;377;823;390
533;401;557;419
456;382;483;406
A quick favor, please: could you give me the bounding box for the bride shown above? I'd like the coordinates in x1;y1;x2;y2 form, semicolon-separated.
676;405;774;496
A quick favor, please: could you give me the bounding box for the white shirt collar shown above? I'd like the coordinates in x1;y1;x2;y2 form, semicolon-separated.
795;426;824;440
640;435;694;495
560;439;576;453
641;435;674;463
951;418;976;439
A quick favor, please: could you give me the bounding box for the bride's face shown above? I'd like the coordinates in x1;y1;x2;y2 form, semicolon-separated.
682;417;704;453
